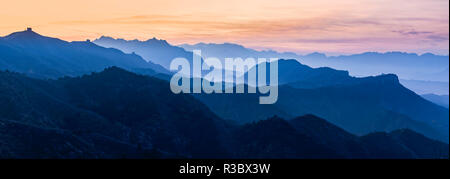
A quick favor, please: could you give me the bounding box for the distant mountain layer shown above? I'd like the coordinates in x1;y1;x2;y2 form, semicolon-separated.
93;36;196;70
180;42;449;83
400;79;449;95
195;59;449;143
301;52;449;82
0;69;447;158
180;42;298;62
421;94;449;108
0;29;168;79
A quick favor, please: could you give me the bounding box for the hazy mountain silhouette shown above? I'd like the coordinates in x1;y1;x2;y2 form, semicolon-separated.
0;29;168;79
180;42;449;95
243;59;352;87
181;42;448;81
300;52;449;82
180;42;298;68
196;59;449;142
421;94;449;108
93;36;197;70
400;79;449;95
1;68;448;158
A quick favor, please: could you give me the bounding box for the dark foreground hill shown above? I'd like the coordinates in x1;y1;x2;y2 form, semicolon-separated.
195;59;449;143
233;115;448;159
0;68;447;159
0;67;229;158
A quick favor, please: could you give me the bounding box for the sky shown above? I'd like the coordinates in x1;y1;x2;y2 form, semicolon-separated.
0;0;448;55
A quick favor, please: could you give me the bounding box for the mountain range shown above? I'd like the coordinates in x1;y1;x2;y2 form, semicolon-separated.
180;42;449;95
300;52;449;81
0;68;447;158
0;28;168;79
195;59;449;143
93;37;449;93
94;38;449;94
180;42;299;64
0;29;448;158
93;36;196;70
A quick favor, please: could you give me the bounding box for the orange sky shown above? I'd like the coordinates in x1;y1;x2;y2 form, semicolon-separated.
0;0;448;55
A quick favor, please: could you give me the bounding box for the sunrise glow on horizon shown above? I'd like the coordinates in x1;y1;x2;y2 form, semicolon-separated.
0;0;448;55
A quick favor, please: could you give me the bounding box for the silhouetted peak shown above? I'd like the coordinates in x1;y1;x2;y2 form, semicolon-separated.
278;59;305;65
305;52;327;58
98;35;114;40
94;36;121;43
190;42;246;49
420;52;442;57
360;74;400;85
1;28;67;46
81;66;140;80
221;42;246;48
76;66;153;83
277;59;311;69
315;66;350;76
375;74;399;83
101;66;131;74
95;36;170;46
3;28;44;40
145;37;169;45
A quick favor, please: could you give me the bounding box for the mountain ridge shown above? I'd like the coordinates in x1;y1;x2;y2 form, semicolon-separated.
93;36;196;70
180;42;449;88
195;59;449;142
1;67;448;158
0;29;169;79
